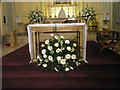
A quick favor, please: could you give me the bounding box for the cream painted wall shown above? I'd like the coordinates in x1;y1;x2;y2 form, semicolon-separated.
2;2;15;35
84;2;112;30
95;2;112;30
0;2;2;44
112;2;120;31
0;2;2;33
1;1;113;35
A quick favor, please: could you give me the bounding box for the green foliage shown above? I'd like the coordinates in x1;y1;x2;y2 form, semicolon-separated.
37;34;86;74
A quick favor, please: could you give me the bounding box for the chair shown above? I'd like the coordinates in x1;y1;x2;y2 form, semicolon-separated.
96;29;119;53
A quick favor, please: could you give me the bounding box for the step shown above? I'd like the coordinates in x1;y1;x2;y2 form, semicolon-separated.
2;77;119;88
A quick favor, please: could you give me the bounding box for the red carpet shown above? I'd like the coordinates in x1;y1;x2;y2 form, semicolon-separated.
2;41;120;88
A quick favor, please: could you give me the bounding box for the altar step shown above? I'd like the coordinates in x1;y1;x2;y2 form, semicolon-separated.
2;41;120;88
3;77;119;88
2;64;120;79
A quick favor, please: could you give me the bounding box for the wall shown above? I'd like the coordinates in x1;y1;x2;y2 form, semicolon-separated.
112;2;120;31
0;2;1;30
2;2;15;35
1;1;114;33
14;2;44;34
112;1;120;53
84;2;112;30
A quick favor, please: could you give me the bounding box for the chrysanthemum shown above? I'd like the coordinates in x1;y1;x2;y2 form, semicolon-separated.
48;46;53;51
45;40;49;45
65;67;70;71
48;56;53;61
54;43;59;47
71;54;76;59
65;54;71;59
60;59;66;65
65;40;70;44
41;49;46;54
43;63;47;67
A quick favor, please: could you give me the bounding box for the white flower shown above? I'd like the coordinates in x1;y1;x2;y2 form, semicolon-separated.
73;43;77;47
37;55;40;60
71;54;76;59
65;54;71;59
39;58;43;62
60;36;64;39
41;49;46;54
61;47;65;50
48;56;53;61
71;47;75;52
70;66;74;70
65;40;70;44
38;63;41;66
65;67;70;71
43;54;47;58
54;35;59;39
56;48;61;53
73;60;76;62
44;59;49;63
57;56;61;62
67;46;71;51
54;43;59;47
43;63;47;67
36;14;38;16
60;40;64;46
60;59;66;65
41;44;45;47
54;67;58;72
50;34;54;37
86;13;89;16
45;40;49;45
48;46;53;51
33;12;36;15
76;61;80;66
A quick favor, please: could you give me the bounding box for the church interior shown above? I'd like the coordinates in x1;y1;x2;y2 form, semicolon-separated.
0;0;120;89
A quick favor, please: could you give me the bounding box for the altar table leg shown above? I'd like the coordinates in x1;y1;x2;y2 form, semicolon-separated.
32;31;38;63
37;32;40;57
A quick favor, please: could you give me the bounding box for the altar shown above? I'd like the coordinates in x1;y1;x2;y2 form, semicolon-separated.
27;23;87;63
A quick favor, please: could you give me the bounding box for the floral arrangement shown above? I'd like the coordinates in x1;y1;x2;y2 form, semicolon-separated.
37;34;86;74
28;9;45;24
81;7;96;24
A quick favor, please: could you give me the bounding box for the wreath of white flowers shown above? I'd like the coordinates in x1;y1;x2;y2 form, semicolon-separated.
37;34;86;73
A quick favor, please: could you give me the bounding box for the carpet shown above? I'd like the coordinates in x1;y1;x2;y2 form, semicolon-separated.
2;41;120;88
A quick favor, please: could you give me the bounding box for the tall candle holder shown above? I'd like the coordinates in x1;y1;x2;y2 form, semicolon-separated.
72;7;75;17
67;7;70;18
54;8;57;18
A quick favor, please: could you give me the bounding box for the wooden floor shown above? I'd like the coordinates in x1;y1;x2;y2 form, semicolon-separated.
2;35;28;57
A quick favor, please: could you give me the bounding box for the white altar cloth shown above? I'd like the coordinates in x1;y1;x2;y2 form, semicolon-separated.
27;23;87;62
